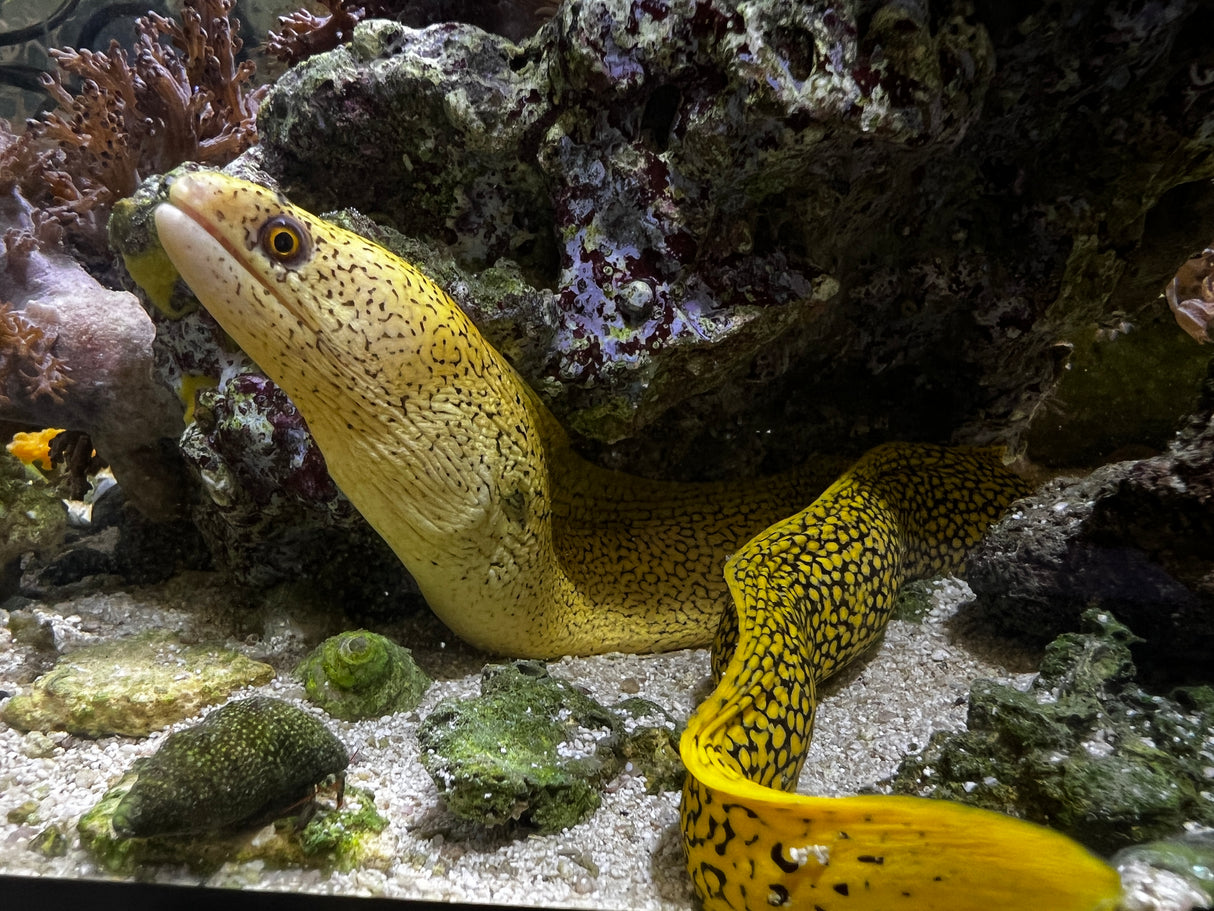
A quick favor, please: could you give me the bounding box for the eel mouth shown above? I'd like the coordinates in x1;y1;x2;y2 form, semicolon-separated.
153;172;318;333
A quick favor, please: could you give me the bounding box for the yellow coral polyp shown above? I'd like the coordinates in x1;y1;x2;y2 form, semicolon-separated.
6;428;64;471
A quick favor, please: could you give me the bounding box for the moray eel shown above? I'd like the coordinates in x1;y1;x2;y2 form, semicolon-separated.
149;170;1122;910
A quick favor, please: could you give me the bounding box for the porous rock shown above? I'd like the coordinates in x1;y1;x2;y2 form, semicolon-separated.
968;371;1214;672
888;609;1214;855
180;369;417;603
1;630;275;737
251;0;1214;476
418;660;624;833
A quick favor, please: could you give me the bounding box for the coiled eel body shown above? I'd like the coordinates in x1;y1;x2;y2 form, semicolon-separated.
148;170;1121;910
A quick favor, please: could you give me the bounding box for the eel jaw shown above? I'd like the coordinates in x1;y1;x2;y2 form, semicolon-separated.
153;181;322;355
152;200;244;311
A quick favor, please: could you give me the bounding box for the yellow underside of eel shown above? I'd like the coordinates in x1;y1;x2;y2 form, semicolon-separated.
142;169;1122;911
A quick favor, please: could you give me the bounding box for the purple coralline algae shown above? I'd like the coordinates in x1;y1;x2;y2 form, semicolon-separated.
248;0;1214;476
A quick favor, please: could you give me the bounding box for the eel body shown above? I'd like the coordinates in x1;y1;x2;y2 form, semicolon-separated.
149;170;1122;910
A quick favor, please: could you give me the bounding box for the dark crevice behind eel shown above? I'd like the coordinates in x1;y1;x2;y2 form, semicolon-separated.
140;169;1121;911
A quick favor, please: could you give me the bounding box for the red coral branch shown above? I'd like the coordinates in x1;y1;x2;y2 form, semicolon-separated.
266;0;375;65
2;0;268;255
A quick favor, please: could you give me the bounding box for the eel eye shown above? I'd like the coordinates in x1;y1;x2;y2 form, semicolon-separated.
259;215;309;266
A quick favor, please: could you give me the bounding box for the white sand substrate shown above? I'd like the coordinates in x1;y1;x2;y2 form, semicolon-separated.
0;571;1189;909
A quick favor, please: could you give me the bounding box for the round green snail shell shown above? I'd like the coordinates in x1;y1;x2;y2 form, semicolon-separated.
296;630;432;721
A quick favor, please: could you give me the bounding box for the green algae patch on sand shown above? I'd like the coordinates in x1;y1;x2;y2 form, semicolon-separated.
1;630;274;737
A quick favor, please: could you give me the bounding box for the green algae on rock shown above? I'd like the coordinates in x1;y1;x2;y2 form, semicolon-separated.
1;630;275;737
296;629;431;720
28;824;68;858
294;785;389;871
82;772;384;875
888;609;1214;854
108;696;349;839
418;660;624;833
0;450;67;597
612;697;685;795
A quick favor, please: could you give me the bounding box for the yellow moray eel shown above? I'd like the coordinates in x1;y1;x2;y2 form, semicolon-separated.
149;171;1122;911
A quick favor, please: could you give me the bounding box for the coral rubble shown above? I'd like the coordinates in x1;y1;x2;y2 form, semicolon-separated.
889;609;1214;856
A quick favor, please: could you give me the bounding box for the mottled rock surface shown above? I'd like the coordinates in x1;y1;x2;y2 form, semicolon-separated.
181;370;417;602
888;610;1214;855
1;630;275;736
418;661;624;833
249;0;1214;477
969;370;1214;672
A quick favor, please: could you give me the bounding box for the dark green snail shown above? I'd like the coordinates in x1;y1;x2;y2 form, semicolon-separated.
111;696;349;838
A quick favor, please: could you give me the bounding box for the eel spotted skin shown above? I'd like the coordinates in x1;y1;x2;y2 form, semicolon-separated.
147;170;1122;911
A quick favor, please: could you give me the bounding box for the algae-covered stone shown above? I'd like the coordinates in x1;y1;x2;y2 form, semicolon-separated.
0;450;67;595
889;609;1214;854
295;785;389;871
1;630;275;737
418;660;623;833
296;629;431;720
81;763;383;875
109;696;348;839
28;825;68;858
613;697;685;795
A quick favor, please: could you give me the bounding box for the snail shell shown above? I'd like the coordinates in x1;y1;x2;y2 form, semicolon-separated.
297;629;431;720
111;696;349;838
